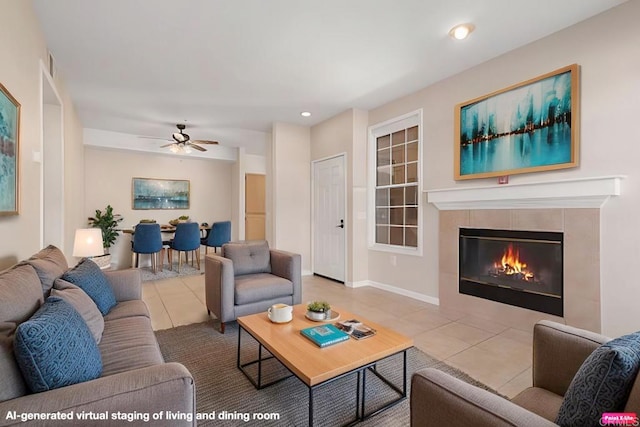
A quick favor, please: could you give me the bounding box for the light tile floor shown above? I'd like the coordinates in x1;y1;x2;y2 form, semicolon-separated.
142;273;532;398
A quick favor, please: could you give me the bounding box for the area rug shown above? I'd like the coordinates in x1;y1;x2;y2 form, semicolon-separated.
156;321;500;426
139;262;203;282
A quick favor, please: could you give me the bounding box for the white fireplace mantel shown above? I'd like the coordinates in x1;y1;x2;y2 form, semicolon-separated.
426;176;623;210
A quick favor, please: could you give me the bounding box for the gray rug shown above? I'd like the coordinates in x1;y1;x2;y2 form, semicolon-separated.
140;262;204;282
156;321;500;426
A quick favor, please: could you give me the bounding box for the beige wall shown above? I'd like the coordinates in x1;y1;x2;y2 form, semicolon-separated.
0;2;83;269
310;109;369;285
83;147;233;268
271;122;311;272
367;1;640;336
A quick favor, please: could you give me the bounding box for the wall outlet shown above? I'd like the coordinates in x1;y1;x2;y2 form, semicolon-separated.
390;255;397;266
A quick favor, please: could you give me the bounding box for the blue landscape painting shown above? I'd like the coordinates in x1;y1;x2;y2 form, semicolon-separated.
132;178;190;210
0;87;18;214
459;68;574;178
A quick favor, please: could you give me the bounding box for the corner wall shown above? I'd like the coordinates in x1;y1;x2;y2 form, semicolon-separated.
0;2;84;268
367;1;640;336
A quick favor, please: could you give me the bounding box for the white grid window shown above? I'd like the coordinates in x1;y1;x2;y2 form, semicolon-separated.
369;111;421;252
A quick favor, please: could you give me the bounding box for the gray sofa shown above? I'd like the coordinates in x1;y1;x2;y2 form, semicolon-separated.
0;246;195;427
204;240;301;333
410;320;640;427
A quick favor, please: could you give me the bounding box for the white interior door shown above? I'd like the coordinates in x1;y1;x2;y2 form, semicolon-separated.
313;155;345;282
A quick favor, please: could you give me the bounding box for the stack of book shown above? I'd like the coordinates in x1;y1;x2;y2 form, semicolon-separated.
334;319;377;340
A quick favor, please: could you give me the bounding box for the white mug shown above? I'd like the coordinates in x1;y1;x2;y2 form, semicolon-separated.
267;303;293;323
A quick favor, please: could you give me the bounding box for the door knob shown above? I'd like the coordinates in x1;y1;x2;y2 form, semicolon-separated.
336;219;344;229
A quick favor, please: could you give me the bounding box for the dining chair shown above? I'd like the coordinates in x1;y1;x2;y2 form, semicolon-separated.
168;222;201;273
131;223;164;273
201;221;232;254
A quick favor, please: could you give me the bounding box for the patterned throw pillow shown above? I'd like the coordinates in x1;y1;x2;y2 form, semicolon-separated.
60;258;116;315
556;331;640;427
13;297;102;393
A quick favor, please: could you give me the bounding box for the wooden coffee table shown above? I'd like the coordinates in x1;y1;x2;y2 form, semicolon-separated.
237;304;413;426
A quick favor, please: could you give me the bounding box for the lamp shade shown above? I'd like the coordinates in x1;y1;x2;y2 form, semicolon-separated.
73;228;104;257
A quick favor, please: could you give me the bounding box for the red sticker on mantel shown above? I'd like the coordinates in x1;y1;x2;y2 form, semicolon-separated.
497;176;509;185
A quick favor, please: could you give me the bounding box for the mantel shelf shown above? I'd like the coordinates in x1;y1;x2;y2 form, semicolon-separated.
426;176;624;210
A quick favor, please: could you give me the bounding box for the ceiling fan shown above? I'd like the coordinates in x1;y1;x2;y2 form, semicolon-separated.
140;124;219;153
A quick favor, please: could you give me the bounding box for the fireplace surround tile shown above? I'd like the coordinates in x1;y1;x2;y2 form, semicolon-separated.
439;208;600;333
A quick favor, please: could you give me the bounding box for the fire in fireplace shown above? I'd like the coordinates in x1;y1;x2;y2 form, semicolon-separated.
459;228;563;316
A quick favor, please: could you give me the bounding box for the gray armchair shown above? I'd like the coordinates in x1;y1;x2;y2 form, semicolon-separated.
204;240;301;333
411;321;640;426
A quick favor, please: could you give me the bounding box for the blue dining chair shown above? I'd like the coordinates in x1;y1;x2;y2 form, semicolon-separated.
168;222;201;273
201;221;231;254
131;223;164;273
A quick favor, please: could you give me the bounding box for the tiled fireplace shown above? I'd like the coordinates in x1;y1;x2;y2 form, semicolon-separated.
428;176;623;333
439;208;599;332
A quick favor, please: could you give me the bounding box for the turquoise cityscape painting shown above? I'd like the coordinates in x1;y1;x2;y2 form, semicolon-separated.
455;64;579;180
132;178;190;210
0;83;19;215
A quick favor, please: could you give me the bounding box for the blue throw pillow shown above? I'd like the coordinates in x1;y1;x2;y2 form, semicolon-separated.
14;297;102;393
60;258;116;315
556;331;640;427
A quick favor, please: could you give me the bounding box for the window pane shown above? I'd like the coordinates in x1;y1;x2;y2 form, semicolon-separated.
389;227;403;245
377;147;390;167
405;186;418;206
377;166;391;186
406;142;418;162
376;226;389;244
392;130;405;146
407;162;418;183
391;145;405;165
393;165;405;184
376;208;389;225
389;187;404;206
406;126;418;142
405;227;418;247
406;207;418;225
376;188;389;207
390;207;403;225
377;134;390;150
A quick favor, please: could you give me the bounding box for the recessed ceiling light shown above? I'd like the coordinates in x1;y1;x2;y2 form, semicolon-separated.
449;23;475;40
301;111;312;117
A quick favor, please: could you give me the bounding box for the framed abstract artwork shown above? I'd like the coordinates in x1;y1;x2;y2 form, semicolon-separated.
0;82;20;215
132;177;190;210
455;64;579;180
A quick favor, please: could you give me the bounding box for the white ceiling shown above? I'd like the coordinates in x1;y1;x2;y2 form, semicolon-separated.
32;0;626;155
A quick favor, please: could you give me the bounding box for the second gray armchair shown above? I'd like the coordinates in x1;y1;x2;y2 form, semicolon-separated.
204;240;301;333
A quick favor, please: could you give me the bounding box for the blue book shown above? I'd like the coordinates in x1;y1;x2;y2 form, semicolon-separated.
300;324;349;348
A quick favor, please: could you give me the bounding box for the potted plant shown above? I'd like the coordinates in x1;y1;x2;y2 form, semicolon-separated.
88;205;123;254
306;301;331;321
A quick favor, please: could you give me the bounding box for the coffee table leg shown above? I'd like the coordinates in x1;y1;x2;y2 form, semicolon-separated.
355;370;361;420
309;387;314;427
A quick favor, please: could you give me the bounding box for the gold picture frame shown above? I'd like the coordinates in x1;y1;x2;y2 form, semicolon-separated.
454;64;579;180
0;82;20;216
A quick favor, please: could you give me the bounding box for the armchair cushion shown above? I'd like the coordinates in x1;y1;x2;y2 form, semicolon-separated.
556;331;640;427
234;273;293;305
224;241;271;276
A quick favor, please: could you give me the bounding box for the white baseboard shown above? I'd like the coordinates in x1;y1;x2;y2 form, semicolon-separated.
346;280;369;288
365;280;440;306
302;269;313;276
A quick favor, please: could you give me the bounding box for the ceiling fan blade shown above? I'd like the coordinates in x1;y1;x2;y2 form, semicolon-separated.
160;143;175;148
191;139;219;145
138;136;172;141
190;144;207;152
